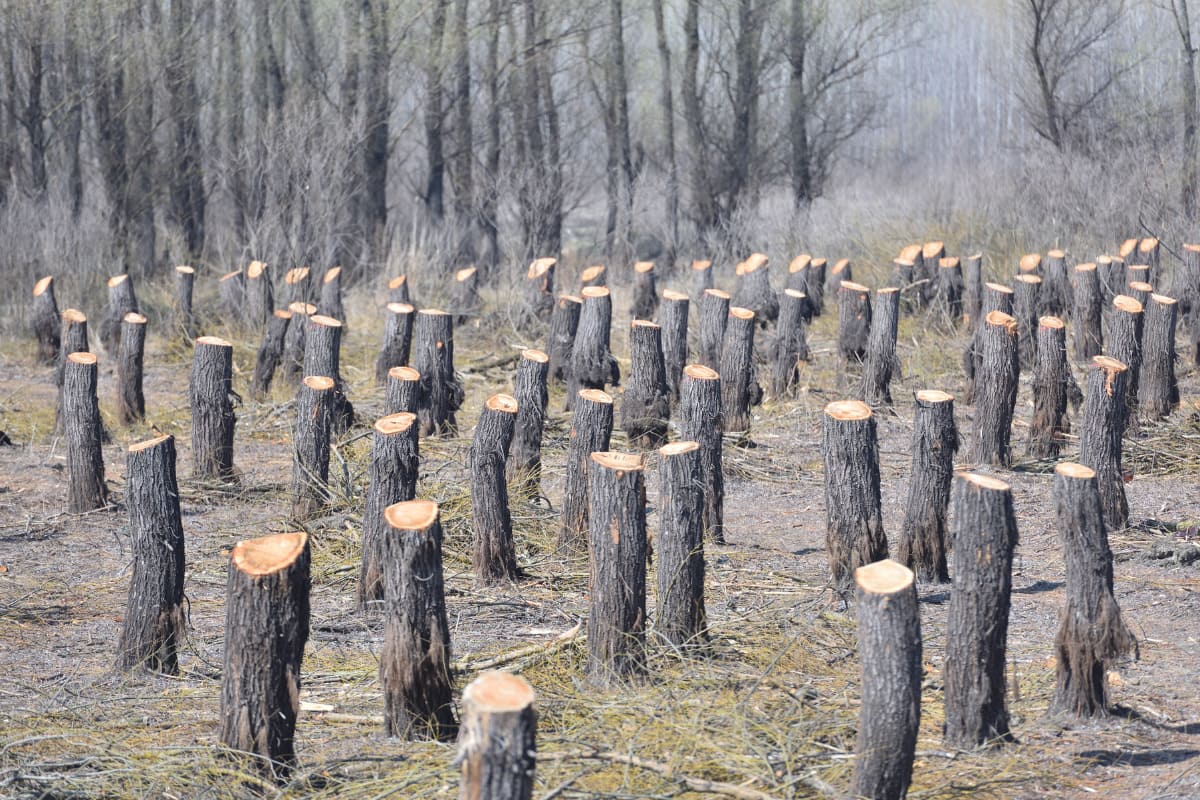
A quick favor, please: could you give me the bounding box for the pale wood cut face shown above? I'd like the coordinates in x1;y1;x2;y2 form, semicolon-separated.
824;400;872;421
683;364;719;381
128;434;172;453
486;394;519;414
302;376;335;391
68;352;97;365
960;472;1010;492
232;531;308;577
855;558;914;594
522;349;549;363
590;451;644;471
1056;462;1096;479
660;441;700;456
196;336;232;348
388;366;420;381
62;308;87;323
384;499;440;531
464;670;535;712
577;389;613;405
375;413;416;435
582;286;610;299
916;389;953;403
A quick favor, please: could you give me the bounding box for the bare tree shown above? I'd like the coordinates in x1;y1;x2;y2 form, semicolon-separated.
1167;0;1198;215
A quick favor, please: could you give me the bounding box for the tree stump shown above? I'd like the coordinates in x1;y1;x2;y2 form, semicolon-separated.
175;266;197;341
691;259;713;296
734;253;777;326
1079;356;1131;531
1051;462;1137;717
357;413;420;609
961;278;1016;401
828;258;853;299
303;314;354;433
1019;252;1041;276
526;257;556;323
1118;237;1138;267
116;435;185;674
587;451;648;684
697;288;731;370
567;287;619;408
559;389;614;551
1041;249;1070;318
1138;293;1179;420
32;275;60;365
621;321;671;448
1096;255;1123;302
190;337;236;481
963;253;983;328
218;531;310;779
971;311;1019;468
1073;263;1104;361
822;400;888;603
1174;244;1200;362
897;390;958;584
251;309;292;398
55;309;90;432
414;309;465;436
657;290;690;404
1013;274;1042;369
809;257;829;315
116;312;147;425
457;671;537;800
318;266;345;323
281;302;316;383
861;287;900;407
1138;236;1161;285
100;274;139;354
786;254;811;293
579;264;607;290
470;394;520;585
919;242;945;305
291;376;334;520
449;266;481;326
63;352;109;513
388;274;412;306
851;559;922;800
770;289;811;399
720;307;762;433
944;473;1018;749
218;269;247;325
386;366;424;415
507;350;550;493
656;440;707;647
379;500;456;740
375;302;416;383
1106;295;1144;423
888;258;915;311
630;260;659;321
285;266;313;306
837;281;872;370
1126;276;1152;309
1028;317;1081;459
546;294;582;385
245;260;273;329
936;257;964;323
679;364;724;544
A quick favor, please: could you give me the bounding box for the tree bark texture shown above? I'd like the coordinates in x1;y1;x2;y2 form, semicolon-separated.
175;266;197;341
579;264;607;290
1127;278;1152;310
470;394;520;585
657;290;689;404
507;350;550;493
897;390;958;584
386;366;424;415
547;294;582;385
526;258;556;324
829;258;853;296
63;353;108;513
357;413;420;609
808;258;828;316
303;315;354;433
1013;274;1042;369
1073;263;1104;361
246;260;273;329
281;302;316;384
963;253;983;328
1138;294;1179;420
388;274;412;306
1177;244;1200;338
679;364;724;544
32;275;60;365
861;288;900;407
457;671;537;800
1138;237;1162;286
449;266;481;327
116;313;147;425
621;322;670;448
559;389;614;552
734;254;777;326
100;274;138;354
936;257;964;324
786;255;811;294
318;266;345;323
1027;317;1082;460
1106;296;1144;425
1097;256;1123;303
697;289;731;370
1042;249;1071;318
962;282;1014;404
837;281;872;365
630;260;659;321
720;307;762;433
190;337;236;481
414;310;465;437
691;259;713;297
655;441;707;647
376;303;416;383
285;267;313;307
972;311;1019;468
770;288;811;399
567;287;619;408
919;243;945;306
55;309;90;432
251;310;292;398
291;376;334;520
1079;356;1131;531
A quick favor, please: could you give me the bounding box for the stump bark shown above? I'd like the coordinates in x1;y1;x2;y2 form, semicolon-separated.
971;311;1019;468
1138;293;1179;420
303;314;354;433
944;473;1018;749
734;253;777;326
32;275;60;365
936;257;964;323
1106;295;1144;423
1027;316;1081;459
1138;237;1161;285
963;253;983;328
897;390;958;584
720;307;762;433
1073;263;1104;361
919;242;945;305
55;308;89;431
1126;275;1152;309
291;376;334;520
414;309;465;436
861;287;900;407
1097;255;1124;302
457;671;537;800
190;336;236;481
546;294;582;385
697;288;731;370
175;266;197;341
281;302;316;383
1042;249;1071;318
809;258;829;315
388;274;412;306
559;389;614;552
622;321;671;448
679;364;724;544
1079;356;1131;531
357;413;420;609
526;257;556;323
251;309;292;398
100;274;138;354
579;264;607;290
507;350;550;493
449;266;481;326
470;394;520;585
375;302;416;383
691;259;713;296
1019;252;1041;276
245;260;273;329
116;435;185;674
822;400;888;603
318;266;345;323
837;281;872;376
385;366;424;415
657;290;690;404
285;266;313;306
655;441;707;648
770;289;811;399
630;260;659;321
1013;274;1042;368
567;287;619;408
219;269;247;325
786;254;811;293
63;352;108;513
829;257;853;297
116;312;147;425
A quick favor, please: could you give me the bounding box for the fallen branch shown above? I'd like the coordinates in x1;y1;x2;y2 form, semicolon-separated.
452;622;583;674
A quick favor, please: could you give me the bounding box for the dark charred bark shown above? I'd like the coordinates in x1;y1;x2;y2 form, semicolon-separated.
861;288;900;407
414;310;464;437
971;311;1019;468
1013;275;1041;369
285;267;313;307
470;394;520;585
281;303;316;384
679;364;724;544
291;376;334;520
507;350;550;493
1138;294;1179;420
622;321;671;448
303;316;354;433
657;290;690;404
1073;263;1104;361
1028;317;1081;459
175;266;197;342
963;253;983;329
386;367;424;415
547;294;582;385
567;287;619;408
655;441;707;647
251;310;292;398
100;274;138;354
897;391;958;584
318;266;345;323
837;281;872;369
691;259;713;296
388;274;412;306
697;289;731;370
449;267;481;327
456;671;537;800
376;303;416;383
117;313;147;425
358;414;420;609
190;337;236;481
807;258;827;316
63;353;108;513
733;254;777;327
1079;356;1131;531
32;276;60;365
770;288;811;399
720;307;762;433
559;389;614;552
246;261;273;330
631;261;659;321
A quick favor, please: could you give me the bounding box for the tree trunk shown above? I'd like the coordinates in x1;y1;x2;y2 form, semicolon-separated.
837;281;872;370
100;274;138;354
457;671;537;800
770;288;811;399
116;313;147;425
936;257;964;324
1096;255;1123;303
251;310;292;398
285;267;313;307
861;288;900;407
567;287;620;408
828;258;853;298
507;350;550;493
1013;274;1042;369
1051;462;1137;717
971;311;1019;468
317;267;345;324
175;266;197;342
63;352;108;513
559;389;614;552
449;267;481;327
691;259;713;296
546;294;582;385
822;400;888;604
622;321;671;448
291;376;334;520
787;255;811;293
471;394;520;585
414;311;465;436
733;254;778;327
219;270;247;327
679;364;724;544
55;309;90;434
579;265;608;291
808;258;828;316
629;261;659;321
651;0;679;261
282;302;316;384
1138;294;1180;420
1138;237;1162;286
1127;279;1152;310
376;303;416;383
32;276;60;365
388;274;412;306
720;307;762;433
1106;296;1144;426
1028;317;1081;459
526;258;556;324
358;413;420;610
246;261;274;329
116;435;185;674
219;531;310;779
1079;356;1131;531
919;243;945;307
424;0;448;221
190;337;236;481
303;315;354;433
1176;244;1200;336
897;390;958;584
655;440;707;647
586;451;648;684
386;367;425;415
1073;263;1104;361
1019;252;1041;276
1042;249;1071;318
851;559;922;800
657;290;689;404
697;289;731;370
963;253;983;328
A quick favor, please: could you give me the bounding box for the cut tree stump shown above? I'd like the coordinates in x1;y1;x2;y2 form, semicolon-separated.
251;309;292;398
733;253;777;326
245;260;273;329
175;266;197;341
897;390;958;584
1138;294;1179;420
55;309;89;432
558;389;614;552
720;307;762;433
1138;237;1161;285
770;289;811;399
380;500;456;740
851;559;922;800
116;435;185;674
963;253;983;328
1175;244;1200;358
385;366;424;415
786;254;811;294
32;275;60;365
1019;252;1041;276
919;242;945;306
679;364;724;544
836;281;872;369
63;352;108;513
822;400;888;604
291;376;334;520
579;264;607;290
546;294;582;385
622;321;671;448
936;257;964;323
1013;274;1042;369
656;441;707;648
303;315;354;433
1042;249;1071;318
218;269;247;325
457;671;537;800
944;473;1018;749
861;287;900;407
318;266;345;323
656;290;689;404
100;274;138;354
414;309;465;436
1126;276;1152;309
567;287;619;408
808;258;828;315
1079;356;1131;531
829;257;853;297
375;302;416;383
888;257;915;301
116;312;147;425
218;531;310;779
449;266;481;327
1097;255;1123;302
470;394;520;585
358;413;420;609
587;451;648;685
971;311;1019;468
630;260;659;321
281;302;316;383
1106;295;1144;424
1027;316;1081;459
526;257;556;324
1073;263;1104;361
697;288;731;370
963;282;1014;404
190;337;237;481
507;350;550;494
285;266;313;307
691;259;713;296
1051;462;1137;717
388;274;412;306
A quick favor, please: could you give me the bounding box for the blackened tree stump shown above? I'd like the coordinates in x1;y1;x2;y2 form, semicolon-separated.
579;264;607;290
32;275;60;365
963;253;983;327
936;257;964;323
1051;462;1137;717
691;259;713;296
219;269;247;325
567;287;619;408
526;257;556;324
1107;295;1144;423
1073;263;1104;361
285;266;313;306
1042;248;1071;318
457;671;537;800
622;321;671;448
1013;274;1042;368
861;287;900;407
786;254;810;293
190;336;237;481
720;307;762;433
770;289;811;399
657;290;690;404
656;441;707;647
697;288;731;370
546;294;582;385
1028;316;1081;459
971;311;1019;468
304;314;354;433
822;400;888;603
559;389;614;551
116;312;147;425
100;273;138;354
944;473;1018;749
851;559;922;800
386;366;424;415
837;281;872;368
897;390;958;584
507;350;550;493
219;531;311;778
388;274;412;306
1139;294;1179;420
375;302;416;383
679;364;724;544
245;260;273;329
282;302;316;383
63;352;109;513
380;500;456;740
470;394;520;585
318;266;345;323
291;376;334;520
414;309;465;436
1079;356;1131;531
829;257;853;296
630;260;659;321
116;435;185;674
251;309;292;398
449;266;481;326
357;413;420;608
587;451;648;684
808;258;829;315
734;253;777;326
175;266;197;341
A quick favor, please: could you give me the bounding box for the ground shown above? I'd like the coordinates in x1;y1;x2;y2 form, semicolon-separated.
0;274;1198;799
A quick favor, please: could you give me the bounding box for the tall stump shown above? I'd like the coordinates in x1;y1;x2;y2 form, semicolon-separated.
691;259;713;296
657;289;690;404
679;364;724;544
386;366;424;415
786;254;811;294
622;321;671;448
962;282;1013;404
281;302;316;383
963;253;983;328
733;253;777;326
1079;356;1131;531
630;260;659;321
936;257;964;323
457;671;537;800
116;312;147;425
285;266;313;307
971;311;1019;468
291;376;334;520
656;441;707;647
63;352;109;513
470;394;520;585
546;294;582;385
251;309;292;398
1072;263;1104;360
1107;295;1143;424
861;287;900;407
190;336;237;481
526;257;556;324
1096;255;1123;303
837;281;872;369
375;302;416;383
1042;249;1071;318
32;275;60;365
1138;293;1179;420
1013;274;1042;368
303;314;355;433
246;260;273;329
414;309;465;436
100;273;138;354
770;288;811;399
219;269;247;325
1028;316;1081;459
507;350;550;493
567;287;619;407
449;266;481;326
388;274;412;306
897;390;958;584
719;307;762;433
558;389;614;552
808;258;828;315
175;265;197;341
318;266;345;323
358;413;420;609
697;288;731;370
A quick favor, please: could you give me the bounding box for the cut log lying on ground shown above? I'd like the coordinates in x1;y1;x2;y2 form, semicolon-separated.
697;288;731;370
734;252;777;326
32;275;60;365
720;307;762;433
116;312;147;425
657;290;690;404
291;376;334;520
386;366;423;415
1073;263;1103;361
100;273;138;354
526;257;556;323
622;320;671;448
507;350;550;493
63;352;109;513
656;441;708;648
245;260;273;329
470;394;520;586
456;671;537;800
375;302;416;383
558;389;614;552
318;266;345;323
897;390;958;584
414;309;464;436
303;315;354;433
691;259;713;296
1138;293;1179;420
567;287;619;408
861;287;900;407
1079;356;1131;531
631;260;659;321
679;364;725;544
770;289;811;399
190;337;236;481
971;311;1019;468
357;413;420;609
449;266;480;326
281;302;316;383
285;266;313;306
547;294;582;385
251;309;292;398
1027;316;1081;459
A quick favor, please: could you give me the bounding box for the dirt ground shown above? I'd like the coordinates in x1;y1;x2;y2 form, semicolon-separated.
0;283;1198;799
